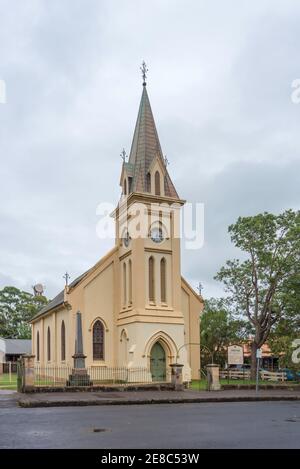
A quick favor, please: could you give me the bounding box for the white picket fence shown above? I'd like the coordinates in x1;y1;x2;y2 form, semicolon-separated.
260;370;286;382
220;370;251;380
220;369;286;382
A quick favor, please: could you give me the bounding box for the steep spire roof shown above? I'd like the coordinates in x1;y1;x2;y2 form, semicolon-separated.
124;84;179;198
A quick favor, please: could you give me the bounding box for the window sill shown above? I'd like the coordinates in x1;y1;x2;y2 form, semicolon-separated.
120;306;133;313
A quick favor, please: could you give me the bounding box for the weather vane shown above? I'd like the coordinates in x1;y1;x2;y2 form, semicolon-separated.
197;282;203;295
63;272;71;287
120;148;127;162
140;61;148;86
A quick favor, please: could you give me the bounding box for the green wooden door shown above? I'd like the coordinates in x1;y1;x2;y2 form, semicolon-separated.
150;342;166;382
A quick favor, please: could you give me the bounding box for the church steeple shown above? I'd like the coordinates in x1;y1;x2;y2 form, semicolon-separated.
120;65;179;199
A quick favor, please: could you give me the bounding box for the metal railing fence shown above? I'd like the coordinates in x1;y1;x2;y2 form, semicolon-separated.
32;365;171;388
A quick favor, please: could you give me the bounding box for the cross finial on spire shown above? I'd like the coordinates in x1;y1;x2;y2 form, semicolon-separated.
120;148;127;162
197;282;203;296
140;61;148;86
63;272;71;287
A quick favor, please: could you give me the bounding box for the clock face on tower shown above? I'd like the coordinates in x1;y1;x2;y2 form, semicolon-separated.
150;227;164;243
122;230;131;248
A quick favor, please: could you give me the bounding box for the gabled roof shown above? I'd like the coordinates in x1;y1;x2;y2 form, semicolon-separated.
30;269;90;321
30;246;119;322
125;84;179;198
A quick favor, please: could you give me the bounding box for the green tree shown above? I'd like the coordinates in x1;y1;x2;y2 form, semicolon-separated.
269;272;300;369
200;298;249;367
0;286;48;339
215;209;300;378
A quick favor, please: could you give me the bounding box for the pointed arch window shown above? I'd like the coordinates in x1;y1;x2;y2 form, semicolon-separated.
160;258;167;303
149;256;155;302
155;171;161;196
128;177;133;193
47;327;51;362
123;262;127;306
36;331;40;362
146;172;151;193
93;320;104;360
120;329;128;366
128;259;132;305
61;320;66;361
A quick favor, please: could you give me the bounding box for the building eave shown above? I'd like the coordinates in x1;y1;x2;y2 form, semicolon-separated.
181;276;204;305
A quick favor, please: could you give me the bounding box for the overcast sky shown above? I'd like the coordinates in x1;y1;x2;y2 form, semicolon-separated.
0;0;299;300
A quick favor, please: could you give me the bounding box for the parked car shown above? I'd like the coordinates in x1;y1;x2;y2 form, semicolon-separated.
278;368;300;381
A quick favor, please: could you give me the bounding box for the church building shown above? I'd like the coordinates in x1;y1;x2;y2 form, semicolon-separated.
30;69;203;382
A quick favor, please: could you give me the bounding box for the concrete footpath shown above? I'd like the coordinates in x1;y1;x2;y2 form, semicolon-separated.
17;388;300;408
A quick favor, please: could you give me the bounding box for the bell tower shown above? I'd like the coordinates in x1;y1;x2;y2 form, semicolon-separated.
114;64;190;377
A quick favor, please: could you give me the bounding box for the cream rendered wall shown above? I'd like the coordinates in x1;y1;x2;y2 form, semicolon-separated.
43;314;54;364
119;328;129;367
83;262;115;368
120;255;133;309
117;321;191;381
32;308;70;366
32;320;40;362
181;287;190;361
181;280;202;379
144;251;172;307
55;309;71;365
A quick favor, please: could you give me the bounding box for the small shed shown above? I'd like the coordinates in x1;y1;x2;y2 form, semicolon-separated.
0;338;32;372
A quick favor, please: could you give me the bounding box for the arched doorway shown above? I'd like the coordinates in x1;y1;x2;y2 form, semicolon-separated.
150;342;166;382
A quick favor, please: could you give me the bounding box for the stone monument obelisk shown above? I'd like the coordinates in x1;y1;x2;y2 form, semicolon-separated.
68;311;92;386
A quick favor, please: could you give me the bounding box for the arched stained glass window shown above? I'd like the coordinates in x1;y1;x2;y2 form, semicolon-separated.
149;256;155;302
36;331;40;362
155;171;161;195
93;320;104;360
123;262;127;306
47;327;51;362
128;259;132;304
146;172;151;193
61;321;66;361
160;258;167;303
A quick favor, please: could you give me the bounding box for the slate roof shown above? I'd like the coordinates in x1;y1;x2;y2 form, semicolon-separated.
0;339;31;355
126;84;179;198
31;269;90;321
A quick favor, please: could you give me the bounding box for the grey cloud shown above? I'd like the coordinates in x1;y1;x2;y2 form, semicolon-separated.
0;0;299;299
181;158;300;296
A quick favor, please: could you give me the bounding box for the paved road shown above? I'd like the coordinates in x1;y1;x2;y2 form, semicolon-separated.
0;396;299;448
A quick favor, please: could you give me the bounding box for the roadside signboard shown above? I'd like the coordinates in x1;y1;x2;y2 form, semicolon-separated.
228;345;244;365
256;348;262;359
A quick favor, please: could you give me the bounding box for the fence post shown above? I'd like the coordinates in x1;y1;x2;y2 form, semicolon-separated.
206;364;221;391
170;363;184;391
22;354;35;392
